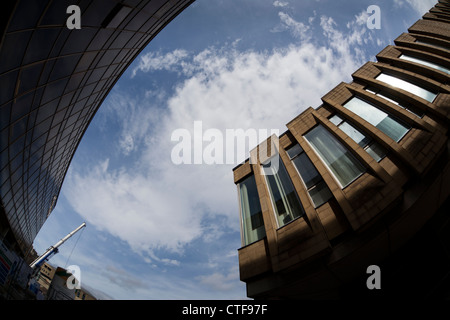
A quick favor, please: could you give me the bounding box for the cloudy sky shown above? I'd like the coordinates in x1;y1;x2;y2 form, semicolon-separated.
32;0;437;300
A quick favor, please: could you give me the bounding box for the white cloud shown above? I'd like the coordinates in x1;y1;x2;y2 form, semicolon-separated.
278;12;312;41
273;1;288;8
131;49;189;77
196;266;240;292
64;10;379;266
271;11;313;42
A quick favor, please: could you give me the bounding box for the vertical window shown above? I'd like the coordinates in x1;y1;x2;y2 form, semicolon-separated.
238;174;266;246
286;144;333;208
375;73;437;103
262;156;305;227
329;114;387;162
399;54;450;75
304;125;366;188
343;96;410;142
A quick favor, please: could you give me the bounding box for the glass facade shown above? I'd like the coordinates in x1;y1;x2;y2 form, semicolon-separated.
400;54;450;74
329;114;387;162
376;73;437;103
262;157;305;227
343;96;410;142
238;174;266;246
304;125;366;188
286;144;333;208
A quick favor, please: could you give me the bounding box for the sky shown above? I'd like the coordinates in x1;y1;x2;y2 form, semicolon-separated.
32;0;437;300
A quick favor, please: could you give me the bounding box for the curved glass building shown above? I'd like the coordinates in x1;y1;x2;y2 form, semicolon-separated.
0;0;194;259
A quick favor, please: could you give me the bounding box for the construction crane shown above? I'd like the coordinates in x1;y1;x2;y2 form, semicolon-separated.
29;222;86;270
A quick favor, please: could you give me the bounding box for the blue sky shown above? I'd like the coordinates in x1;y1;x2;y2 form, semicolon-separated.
32;0;437;300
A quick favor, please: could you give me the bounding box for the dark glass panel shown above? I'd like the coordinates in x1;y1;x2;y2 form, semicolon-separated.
0;70;19;105
61;28;97;55
0;31;33;73
49;55;81;82
18;62;44;95
23;28;60;64
8;0;47;31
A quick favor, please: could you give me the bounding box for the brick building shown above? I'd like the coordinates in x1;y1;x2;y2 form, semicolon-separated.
233;0;450;299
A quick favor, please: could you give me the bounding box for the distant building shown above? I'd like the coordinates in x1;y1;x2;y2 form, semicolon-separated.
36;263;96;300
233;0;450;299
75;287;97;301
36;262;56;298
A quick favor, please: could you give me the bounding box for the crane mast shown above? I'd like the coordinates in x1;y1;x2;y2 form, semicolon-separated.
29;222;86;270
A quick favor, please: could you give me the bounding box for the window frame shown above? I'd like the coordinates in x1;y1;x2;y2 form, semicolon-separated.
375;72;437;103
304;124;367;189
399;54;450;75
342;95;411;143
237;174;266;246
285;143;333;208
329;113;387;162
261;155;305;229
365;86;425;118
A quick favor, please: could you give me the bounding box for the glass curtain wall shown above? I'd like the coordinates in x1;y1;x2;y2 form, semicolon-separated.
262;157;305;227
304;125;366;188
343;96;410;142
238;174;266;245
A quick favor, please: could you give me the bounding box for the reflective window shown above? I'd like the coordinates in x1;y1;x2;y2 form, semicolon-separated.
400;54;450;74
286;144;333;208
329;114;387;162
365;87;424;118
415;40;450;52
375;73;437;103
304;125;366;188
262;156;305;227
238;174;266;246
343;96;410;142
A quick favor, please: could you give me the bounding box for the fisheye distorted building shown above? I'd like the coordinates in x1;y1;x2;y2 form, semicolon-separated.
234;0;450;298
0;0;194;263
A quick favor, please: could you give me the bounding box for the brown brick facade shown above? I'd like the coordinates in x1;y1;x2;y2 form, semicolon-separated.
234;0;450;299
